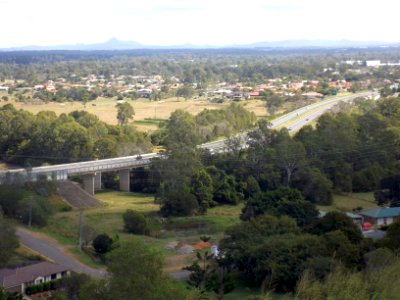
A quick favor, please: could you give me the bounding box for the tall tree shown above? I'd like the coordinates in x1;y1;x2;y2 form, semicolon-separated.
0;211;19;266
116;102;135;126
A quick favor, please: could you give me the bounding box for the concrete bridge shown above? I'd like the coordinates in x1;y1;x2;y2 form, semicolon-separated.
0;153;158;195
0;91;377;195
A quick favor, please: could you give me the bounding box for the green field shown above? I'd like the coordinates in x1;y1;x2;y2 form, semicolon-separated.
317;192;377;212
34;191;243;273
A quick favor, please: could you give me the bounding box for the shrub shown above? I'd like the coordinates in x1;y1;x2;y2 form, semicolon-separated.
123;210;149;234
92;234;113;255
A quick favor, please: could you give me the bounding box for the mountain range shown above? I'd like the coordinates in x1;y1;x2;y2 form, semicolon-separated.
1;38;398;51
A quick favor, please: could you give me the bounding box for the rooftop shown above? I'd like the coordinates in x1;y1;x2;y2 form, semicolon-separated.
0;262;69;288
359;207;400;219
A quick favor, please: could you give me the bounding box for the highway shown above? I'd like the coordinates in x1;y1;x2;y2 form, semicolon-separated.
0;91;376;180
199;91;376;151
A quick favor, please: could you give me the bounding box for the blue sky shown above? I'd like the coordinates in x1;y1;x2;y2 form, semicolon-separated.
1;0;399;47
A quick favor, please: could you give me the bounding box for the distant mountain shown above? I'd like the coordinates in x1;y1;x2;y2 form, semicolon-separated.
1;38;398;51
242;39;395;48
2;38;145;51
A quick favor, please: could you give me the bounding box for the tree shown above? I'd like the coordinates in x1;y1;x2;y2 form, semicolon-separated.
60;273;91;300
374;175;400;207
92;234;113;255
116;102;135;126
381;221;400;250
122;209;149;234
164;109;200;150
107;240;186;300
292;167;333;205
241;188;318;227
176;85;196;100
309;211;363;244
190;169;215;213
0;211;19;266
159;187;199;217
322;230;361;268
184;251;236;299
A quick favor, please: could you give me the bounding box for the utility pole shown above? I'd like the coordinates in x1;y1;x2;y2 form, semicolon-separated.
28;196;33;227
78;209;84;250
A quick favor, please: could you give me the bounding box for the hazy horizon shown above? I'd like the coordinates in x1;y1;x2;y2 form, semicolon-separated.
1;0;400;48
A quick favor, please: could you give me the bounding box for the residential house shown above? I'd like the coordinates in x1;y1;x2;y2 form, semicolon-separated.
359;207;400;227
0;262;70;295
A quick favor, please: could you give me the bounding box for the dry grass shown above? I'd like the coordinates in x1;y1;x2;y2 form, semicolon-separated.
1;96;271;131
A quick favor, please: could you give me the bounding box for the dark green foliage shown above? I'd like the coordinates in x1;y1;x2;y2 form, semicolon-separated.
184;251;236;298
379;222;400;250
0;212;19;266
322;230;361;268
207;166;241;205
309;211;363;244
374;175;400;207
243;176;261;199
0;184;27;217
0;105;151;165
122;209;149;234
292;168;333;205
241;188;318;227
159;188;199;217
0;184;52;227
190;170;215;213
220;214;300;263
60;273;91;300
106;240;187;300
18;195;52;226
92;234;113;255
25;279;61;295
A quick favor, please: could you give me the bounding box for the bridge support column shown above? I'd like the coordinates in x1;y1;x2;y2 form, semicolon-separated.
83;174;95;195
119;169;131;192
95;172;102;191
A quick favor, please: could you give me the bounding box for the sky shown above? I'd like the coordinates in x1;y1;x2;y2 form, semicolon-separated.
1;0;399;47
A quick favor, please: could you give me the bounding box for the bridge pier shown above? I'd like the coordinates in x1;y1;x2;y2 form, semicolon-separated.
95;172;102;191
119;169;131;192
83;174;95;195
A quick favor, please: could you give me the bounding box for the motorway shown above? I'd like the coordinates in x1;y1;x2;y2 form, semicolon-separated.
0;91;376;180
199;91;376;151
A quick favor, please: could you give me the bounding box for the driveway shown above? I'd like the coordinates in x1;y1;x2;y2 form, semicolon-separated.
17;227;107;278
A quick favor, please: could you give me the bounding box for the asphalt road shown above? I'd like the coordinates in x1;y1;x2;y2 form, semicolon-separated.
17;228;107;278
17;227;190;280
200;91;376;151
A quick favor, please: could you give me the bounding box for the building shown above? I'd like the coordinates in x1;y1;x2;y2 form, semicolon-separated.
0;262;70;295
359;207;400;227
302;91;324;100
366;60;381;67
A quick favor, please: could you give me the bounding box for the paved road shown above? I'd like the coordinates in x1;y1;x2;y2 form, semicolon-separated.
200;91;377;151
17;227;189;280
17;227;107;278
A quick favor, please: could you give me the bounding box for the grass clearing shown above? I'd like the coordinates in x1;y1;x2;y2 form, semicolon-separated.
34;191;243;271
1;96;273;132
317;192;378;212
6;245;44;267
